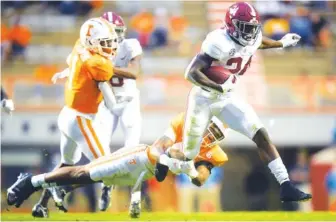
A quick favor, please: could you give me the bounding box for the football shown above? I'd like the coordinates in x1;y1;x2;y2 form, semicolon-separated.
204;66;231;84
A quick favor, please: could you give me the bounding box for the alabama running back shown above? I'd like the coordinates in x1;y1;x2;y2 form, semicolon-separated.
182;2;311;203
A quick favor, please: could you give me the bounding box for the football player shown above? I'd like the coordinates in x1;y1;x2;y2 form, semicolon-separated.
181;2;311;202
51;11;143;211
31;17;124;217
1;87;14;114
7;112;228;218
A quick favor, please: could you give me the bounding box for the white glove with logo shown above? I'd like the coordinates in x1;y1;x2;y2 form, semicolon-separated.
180;161;199;179
279;33;301;48
158;154;183;175
1;99;14;114
51;68;69;84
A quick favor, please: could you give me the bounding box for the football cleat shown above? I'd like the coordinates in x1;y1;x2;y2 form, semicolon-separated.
99;185;112;211
49;187;68;212
129;200;141;218
7;173;39;208
280;181;312;202
32;203;49;218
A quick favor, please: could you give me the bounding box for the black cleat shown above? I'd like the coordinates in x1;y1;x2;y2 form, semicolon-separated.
7;173;39;208
32;203;49;218
99;186;112;211
49;187;68;212
280;181;312;202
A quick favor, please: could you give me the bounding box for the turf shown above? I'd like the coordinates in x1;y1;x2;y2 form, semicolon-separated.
1;212;336;221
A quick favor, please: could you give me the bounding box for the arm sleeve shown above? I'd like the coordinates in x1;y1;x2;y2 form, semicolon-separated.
194;161;214;173
86;57;114;82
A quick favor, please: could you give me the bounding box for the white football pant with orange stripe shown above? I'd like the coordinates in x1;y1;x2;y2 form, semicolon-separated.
58;106;110;165
87;144;154;186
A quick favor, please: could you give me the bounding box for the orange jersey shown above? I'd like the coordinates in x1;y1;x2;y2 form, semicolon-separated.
169;112;228;167
65;40;114;114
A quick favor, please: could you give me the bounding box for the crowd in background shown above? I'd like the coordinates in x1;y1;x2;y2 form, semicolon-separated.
1;1;102;64
1;0;335;65
255;0;333;49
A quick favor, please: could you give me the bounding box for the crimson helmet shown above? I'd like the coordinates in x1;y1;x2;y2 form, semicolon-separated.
102;11;126;43
225;2;261;46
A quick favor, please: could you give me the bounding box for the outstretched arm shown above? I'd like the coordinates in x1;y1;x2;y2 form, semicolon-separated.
258;36;283;49
259;34;301;50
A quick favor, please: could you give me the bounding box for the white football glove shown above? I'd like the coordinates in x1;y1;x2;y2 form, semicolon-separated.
1;99;14;114
51;68;69;84
158;154;183;175
279;33;301;48
180;160;199;179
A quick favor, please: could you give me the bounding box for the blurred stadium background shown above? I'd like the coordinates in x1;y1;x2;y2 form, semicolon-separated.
1;0;336;215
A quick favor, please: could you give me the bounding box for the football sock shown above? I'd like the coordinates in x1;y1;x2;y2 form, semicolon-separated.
268;157;290;185
131;191;141;202
31;174;46;187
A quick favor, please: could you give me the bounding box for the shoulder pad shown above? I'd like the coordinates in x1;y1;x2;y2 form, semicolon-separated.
201;29;232;60
124;38;142;58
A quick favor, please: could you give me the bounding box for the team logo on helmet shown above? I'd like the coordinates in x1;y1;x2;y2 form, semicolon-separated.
229;5;239;17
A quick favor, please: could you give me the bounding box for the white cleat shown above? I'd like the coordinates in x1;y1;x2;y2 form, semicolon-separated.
129;191;141;218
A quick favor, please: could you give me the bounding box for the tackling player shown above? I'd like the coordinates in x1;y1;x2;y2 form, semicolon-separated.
51;11;143;211
31;17;123;217
181;2;311;202
7;112;228;218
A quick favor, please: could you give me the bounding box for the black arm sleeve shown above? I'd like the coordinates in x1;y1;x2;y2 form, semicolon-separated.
1;87;8;100
194;161;214;173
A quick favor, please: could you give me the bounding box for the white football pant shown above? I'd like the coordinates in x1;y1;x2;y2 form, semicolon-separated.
97;92;142;149
58;106;110;165
88;144;154;186
183;86;264;160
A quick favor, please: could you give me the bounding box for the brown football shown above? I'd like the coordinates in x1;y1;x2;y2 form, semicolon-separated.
204;66;231;84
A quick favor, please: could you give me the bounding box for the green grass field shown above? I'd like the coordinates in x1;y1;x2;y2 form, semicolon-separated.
1;212;336;221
